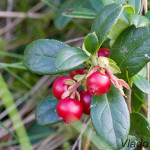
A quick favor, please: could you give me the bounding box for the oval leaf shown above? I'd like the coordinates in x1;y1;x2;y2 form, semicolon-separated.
89;0;104;12
84;32;99;54
108;62;121;74
36;95;59;126
131;85;146;112
110;25;150;79
91;3;134;46
55;47;89;71
91;85;130;149
131;113;150;138
128;0;141;14
63;8;97;19
132;74;150;94
146;11;150;22
54;0;91;29
128;14;149;28
24;39;69;75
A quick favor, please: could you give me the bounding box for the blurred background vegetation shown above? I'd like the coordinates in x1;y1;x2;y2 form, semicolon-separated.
0;0;150;150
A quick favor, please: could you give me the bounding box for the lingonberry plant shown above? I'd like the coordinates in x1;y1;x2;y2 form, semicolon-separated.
23;1;150;149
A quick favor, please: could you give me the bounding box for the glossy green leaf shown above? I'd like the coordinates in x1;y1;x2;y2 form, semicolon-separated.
89;0;104;11
146;11;150;22
35;95;60;126
138;67;147;78
110;25;150;79
128;0;141;14
128;14;149;28
131;113;150;138
91;4;134;46
132;74;150;94
131;85;146;112
108;19;129;46
91;85;130;149
63;8;97;19
102;0;126;5
54;0;88;29
55;47;89;71
24;39;69;75
84;32;99;54
109;62;121;74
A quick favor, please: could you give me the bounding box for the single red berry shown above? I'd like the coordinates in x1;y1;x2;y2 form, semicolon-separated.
69;68;87;78
52;76;72;100
80;90;91;115
97;48;110;57
86;72;111;95
56;98;83;124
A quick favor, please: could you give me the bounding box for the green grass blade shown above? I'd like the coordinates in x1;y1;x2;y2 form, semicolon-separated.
0;73;33;150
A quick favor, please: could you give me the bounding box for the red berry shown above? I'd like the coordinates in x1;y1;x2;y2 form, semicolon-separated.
56;98;83;124
69;68;87;78
86;72;111;95
52;76;72;100
97;48;110;57
80;90;91;115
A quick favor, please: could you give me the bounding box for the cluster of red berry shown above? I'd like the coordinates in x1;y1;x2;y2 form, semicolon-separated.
52;48;110;124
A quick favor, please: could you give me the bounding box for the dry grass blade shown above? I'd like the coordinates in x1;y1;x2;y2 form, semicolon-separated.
0;2;45;35
0;11;46;19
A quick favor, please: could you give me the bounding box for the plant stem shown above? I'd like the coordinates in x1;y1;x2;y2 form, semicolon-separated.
0;73;32;150
0;62;26;70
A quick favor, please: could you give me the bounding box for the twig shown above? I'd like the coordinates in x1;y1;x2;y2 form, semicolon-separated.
65;37;86;44
0;75;55;120
84;129;93;150
72;118;91;150
0;11;46;19
126;89;132;113
140;0;144;15
0;2;45;35
5;0;13;41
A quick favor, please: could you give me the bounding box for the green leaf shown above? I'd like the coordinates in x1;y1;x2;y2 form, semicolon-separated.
128;0;141;14
131;85;146;112
63;8;97;19
55;47;89;71
131;113;150;138
128;14;149;28
109;62;121;74
146;11;150;22
35;95;60;126
138;67;147;78
84;33;99;54
54;0;90;29
24;39;69;75
91;85;130;149
108;19;129;46
91;4;134;46
89;0;104;12
102;0;126;5
132;74;150;94
110;25;150;79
